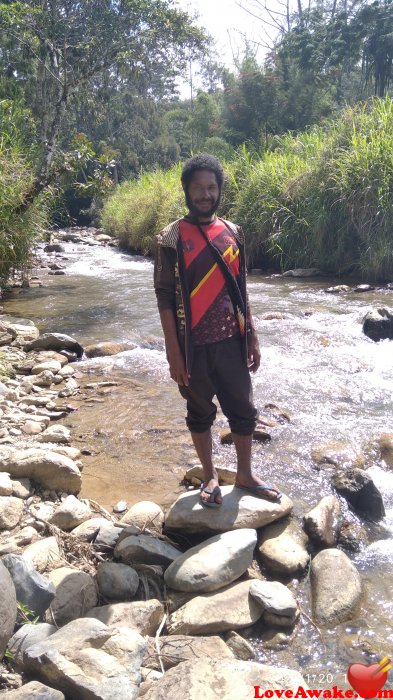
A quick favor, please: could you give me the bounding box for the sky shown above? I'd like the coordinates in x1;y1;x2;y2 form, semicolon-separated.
176;0;268;71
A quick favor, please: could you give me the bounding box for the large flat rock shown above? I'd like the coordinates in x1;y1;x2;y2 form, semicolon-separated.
1;448;81;494
165;486;292;534
142;659;307;700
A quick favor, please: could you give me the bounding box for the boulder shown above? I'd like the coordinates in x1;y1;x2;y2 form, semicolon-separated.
36;425;71;444
311;441;365;470
48;495;91;531
143;634;234;671
32;361;62;375
311;548;362;625
96;562;139;601
120;501;164;531
23;617;146;700
114;534;181;567
282;268;321;277
2;554;56;618
44;243;65;253
0;525;39;555
86;600;164;636
164;528;257;593
332;468;385;521
379;432;393;468
1;448;82;494
363;307;393;342
3;681;65;699
0;495;24;529
24;333;84;358
45;567;98;625
258;519;309;576
23;536;62;573
8;623;57;670
249;580;298;618
167;580;262;635
94;522;123;550
6;321;39;342
224;630;256;660
0;559;17;657
71;517;109;541
142;659;307;700
165;485;292;534
184;465;237;485
84;341;134;357
303;495;341;546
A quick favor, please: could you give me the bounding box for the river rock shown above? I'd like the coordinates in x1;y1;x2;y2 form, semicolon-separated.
363;308;393;341
3;681;65;699
94;521;123;550
0;559;17;657
36;425;71;444
263;609;300;628
6;321;40;342
0;495;24;529
379;432;393;468
143;634;234;671
258;519;309;575
311;548;362;624
332;468;385;521
44;243;65;253
47;445;81;460
22;419;44;435
32;360;62;375
311;441;365;469
165;485;292;534
0;471;13;495
96;562;140;601
184;465;237;485
1;448;82;493
2;554;56;619
45;567;98;625
24;333;84;358
142;659;307;700
23;617;146;700
164;528;257;593
338;521;368;552
114;533;181;567
0;525;39;555
167;580;262;635
249;579;298;618
86;600;164;636
120;501;164;531
224;630;256;660
283;268;321;277
303;495;341;546
58;364;74;378
71;517;109;541
8;623;57;669
48;495;91;531
220;428;271;444
84;341;133;357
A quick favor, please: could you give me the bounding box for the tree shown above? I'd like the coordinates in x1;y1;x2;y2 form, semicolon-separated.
0;0;206;209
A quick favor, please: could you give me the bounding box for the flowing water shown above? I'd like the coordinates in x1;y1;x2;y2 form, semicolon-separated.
3;239;393;682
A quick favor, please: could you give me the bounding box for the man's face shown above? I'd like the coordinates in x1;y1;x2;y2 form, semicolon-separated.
185;169;220;219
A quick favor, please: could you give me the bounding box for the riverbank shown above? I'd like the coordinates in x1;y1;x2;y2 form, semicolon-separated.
0;229;392;698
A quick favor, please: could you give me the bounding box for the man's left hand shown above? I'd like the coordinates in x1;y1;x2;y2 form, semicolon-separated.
247;332;261;372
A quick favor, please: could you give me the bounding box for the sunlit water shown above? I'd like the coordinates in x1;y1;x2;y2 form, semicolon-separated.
4;239;393;679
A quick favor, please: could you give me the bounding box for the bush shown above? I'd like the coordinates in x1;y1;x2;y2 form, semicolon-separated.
101;165;186;254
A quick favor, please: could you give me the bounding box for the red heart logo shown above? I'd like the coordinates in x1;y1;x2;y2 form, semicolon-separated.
347;663;388;698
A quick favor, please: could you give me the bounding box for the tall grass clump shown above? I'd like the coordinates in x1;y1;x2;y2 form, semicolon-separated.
101;164;186;254
233;97;393;278
0;100;47;284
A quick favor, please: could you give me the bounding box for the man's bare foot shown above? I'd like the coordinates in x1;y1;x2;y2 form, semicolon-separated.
200;478;223;506
234;475;281;501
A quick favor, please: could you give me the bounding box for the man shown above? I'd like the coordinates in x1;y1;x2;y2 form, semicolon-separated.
154;153;281;507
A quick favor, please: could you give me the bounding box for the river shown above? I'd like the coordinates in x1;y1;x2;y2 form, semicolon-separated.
3;238;393;683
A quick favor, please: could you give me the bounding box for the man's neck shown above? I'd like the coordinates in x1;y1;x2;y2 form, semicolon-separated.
187;213;216;224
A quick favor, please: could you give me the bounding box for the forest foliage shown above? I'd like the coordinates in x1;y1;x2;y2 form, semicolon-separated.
1;0;393;280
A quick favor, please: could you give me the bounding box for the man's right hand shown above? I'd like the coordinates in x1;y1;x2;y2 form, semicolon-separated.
167;348;189;386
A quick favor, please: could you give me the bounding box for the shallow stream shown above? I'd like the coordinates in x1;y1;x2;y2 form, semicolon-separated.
3;239;393;683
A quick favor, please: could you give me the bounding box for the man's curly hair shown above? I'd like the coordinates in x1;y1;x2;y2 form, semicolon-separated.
181;153;225;191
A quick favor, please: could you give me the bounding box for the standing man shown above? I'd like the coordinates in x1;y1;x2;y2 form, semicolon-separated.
154;153;281;507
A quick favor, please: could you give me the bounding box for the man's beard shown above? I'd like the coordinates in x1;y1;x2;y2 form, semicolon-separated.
185;190;221;219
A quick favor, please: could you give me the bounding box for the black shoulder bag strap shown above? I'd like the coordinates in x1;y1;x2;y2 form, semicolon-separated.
195;221;246;336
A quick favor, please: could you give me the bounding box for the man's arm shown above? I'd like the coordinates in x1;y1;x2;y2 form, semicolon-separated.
154;243;189;386
246;293;260;373
159;308;189;386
